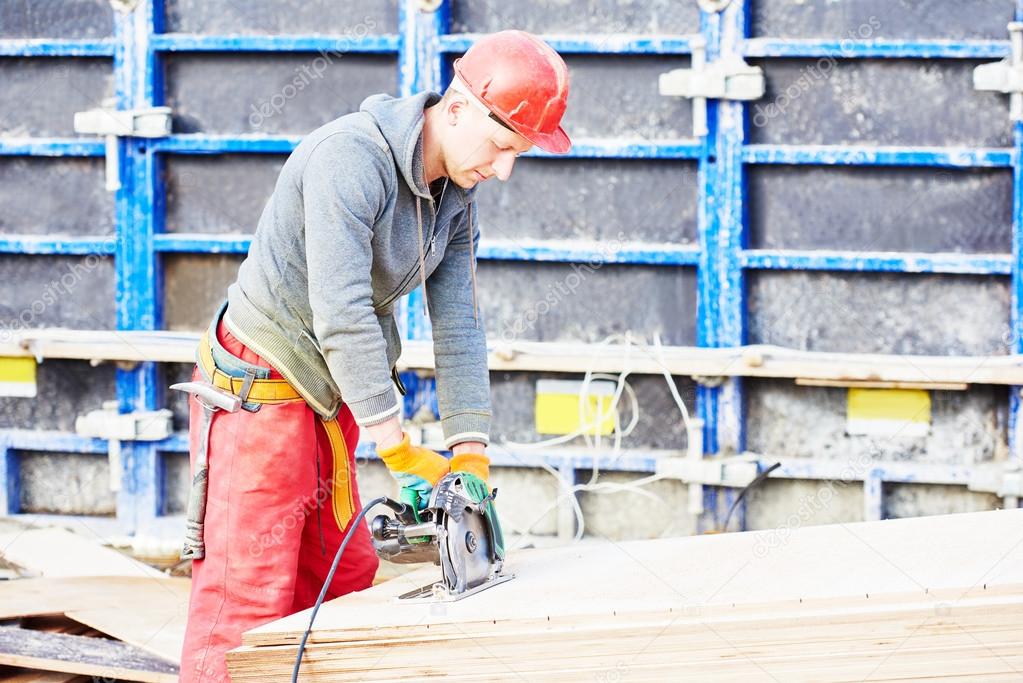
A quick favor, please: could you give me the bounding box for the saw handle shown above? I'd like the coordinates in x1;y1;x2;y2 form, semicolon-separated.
379;496;419;525
400;486;428;522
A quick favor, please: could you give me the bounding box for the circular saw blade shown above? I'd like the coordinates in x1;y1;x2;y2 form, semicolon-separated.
441;506;493;593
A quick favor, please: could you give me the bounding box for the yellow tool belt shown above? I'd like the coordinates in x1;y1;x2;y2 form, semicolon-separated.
197;330;302;403
195;329;356;530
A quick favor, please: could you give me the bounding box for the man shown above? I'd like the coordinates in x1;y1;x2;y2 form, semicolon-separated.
178;30;571;680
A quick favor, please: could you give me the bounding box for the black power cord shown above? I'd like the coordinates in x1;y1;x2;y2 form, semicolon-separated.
292;464;777;678
720;462;781;533
292;495;388;682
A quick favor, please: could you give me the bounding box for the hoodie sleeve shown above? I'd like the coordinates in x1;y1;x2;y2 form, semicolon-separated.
302;132;400;427
426;200;492;448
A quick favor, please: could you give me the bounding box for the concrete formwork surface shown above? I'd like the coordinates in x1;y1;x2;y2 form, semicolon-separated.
0;0;1020;553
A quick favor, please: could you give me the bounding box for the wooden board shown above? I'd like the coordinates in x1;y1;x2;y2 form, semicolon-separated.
0;528;166;579
0;627;178;683
67;605;187;665
19;615;101;638
228;595;1023;682
229;509;1023;681
3;329;1023;385
0;577;190;663
244;508;1023;644
0;667;88;682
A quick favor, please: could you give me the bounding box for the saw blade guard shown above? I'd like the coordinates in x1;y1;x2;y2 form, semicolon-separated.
456;472;506;563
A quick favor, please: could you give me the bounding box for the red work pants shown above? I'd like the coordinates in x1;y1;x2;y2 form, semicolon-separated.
179;317;378;681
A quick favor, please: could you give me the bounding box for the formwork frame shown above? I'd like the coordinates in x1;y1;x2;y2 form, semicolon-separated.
0;0;1020;535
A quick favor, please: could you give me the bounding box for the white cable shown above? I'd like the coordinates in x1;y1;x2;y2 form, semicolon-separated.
653;332;695;437
497;332;697;545
502;335;638;451
508;458;586;548
503;335;638;546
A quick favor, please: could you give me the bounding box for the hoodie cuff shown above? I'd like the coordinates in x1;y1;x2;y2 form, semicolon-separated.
442;410;491;449
348;388;400;427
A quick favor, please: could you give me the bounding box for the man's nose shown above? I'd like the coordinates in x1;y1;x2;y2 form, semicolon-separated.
491;151;517;181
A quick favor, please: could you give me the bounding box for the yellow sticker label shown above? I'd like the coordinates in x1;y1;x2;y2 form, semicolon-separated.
847;388;930;437
0;356;37;398
535;380;616;436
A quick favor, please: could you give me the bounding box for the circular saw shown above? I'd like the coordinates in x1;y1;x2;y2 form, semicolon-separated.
370;471;513;602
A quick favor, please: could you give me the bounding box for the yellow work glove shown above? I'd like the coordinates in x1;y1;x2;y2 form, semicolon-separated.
449;451;490;483
376;432;450;507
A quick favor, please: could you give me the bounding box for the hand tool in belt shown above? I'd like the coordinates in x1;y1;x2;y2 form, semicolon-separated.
170;377;247;559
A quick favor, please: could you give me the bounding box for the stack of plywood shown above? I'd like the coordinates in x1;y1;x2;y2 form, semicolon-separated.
0;526;189;681
229;509;1023;682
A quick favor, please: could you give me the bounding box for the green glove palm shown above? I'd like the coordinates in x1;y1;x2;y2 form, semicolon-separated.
376;432;450;509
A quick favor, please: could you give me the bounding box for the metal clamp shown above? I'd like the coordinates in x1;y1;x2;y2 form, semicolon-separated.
656;448;759;518
659;36;765;137
974;22;1023;121
967;462;1023;498
108;0;139;12
73;99;171;191
75;400;173;492
697;0;732;12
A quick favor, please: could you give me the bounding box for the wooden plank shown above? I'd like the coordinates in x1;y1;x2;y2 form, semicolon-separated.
67;606;187;665
795;378;969;390
0;577;190;663
229;613;1023;682
0;628;178;682
0;528;166;579
0;667;88;682
2;329;1023;385
0;330;199;364
244;509;1023;646
228;592;1023;681
416;340;1023;386
229;509;1023;681
0;576;189;620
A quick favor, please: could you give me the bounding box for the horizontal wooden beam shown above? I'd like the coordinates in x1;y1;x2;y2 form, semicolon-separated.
795;378;970;391
1;329;1021;386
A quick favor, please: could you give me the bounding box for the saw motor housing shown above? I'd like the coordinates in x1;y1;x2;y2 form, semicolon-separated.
371;471;511;601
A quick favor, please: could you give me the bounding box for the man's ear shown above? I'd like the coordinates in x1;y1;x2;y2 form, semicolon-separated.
445;93;469;126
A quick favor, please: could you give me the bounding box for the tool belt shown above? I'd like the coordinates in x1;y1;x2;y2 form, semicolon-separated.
201;299;407;408
196;303;303;411
179;302;357;560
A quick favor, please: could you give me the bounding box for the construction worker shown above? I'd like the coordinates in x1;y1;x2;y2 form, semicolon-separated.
178;30;571;681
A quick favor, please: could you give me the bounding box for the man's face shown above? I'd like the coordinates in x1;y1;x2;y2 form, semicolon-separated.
443;95;533;189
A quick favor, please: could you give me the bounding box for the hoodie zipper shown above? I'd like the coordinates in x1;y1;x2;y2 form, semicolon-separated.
379;258;424;309
377;194;440;309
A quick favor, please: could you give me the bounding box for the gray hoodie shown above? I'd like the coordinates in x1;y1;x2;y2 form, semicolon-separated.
223;91;491;448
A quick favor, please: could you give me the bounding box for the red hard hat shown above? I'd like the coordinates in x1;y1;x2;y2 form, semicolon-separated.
452;30;572;154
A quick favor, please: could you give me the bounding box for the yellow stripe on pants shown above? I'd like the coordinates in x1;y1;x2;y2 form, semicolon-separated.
320;417;355;531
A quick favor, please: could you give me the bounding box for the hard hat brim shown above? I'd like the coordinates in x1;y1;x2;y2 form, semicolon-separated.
523;124;572;154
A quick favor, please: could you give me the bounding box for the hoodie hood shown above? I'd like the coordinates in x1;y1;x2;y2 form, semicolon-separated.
358;91;481;327
360;91;471;205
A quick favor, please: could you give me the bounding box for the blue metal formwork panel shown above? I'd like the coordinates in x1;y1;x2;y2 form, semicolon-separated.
162;0;399;35
0;1;123;523
750;0;1014;42
3;0;1022;536
734;0;1020;526
1;1;112;38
